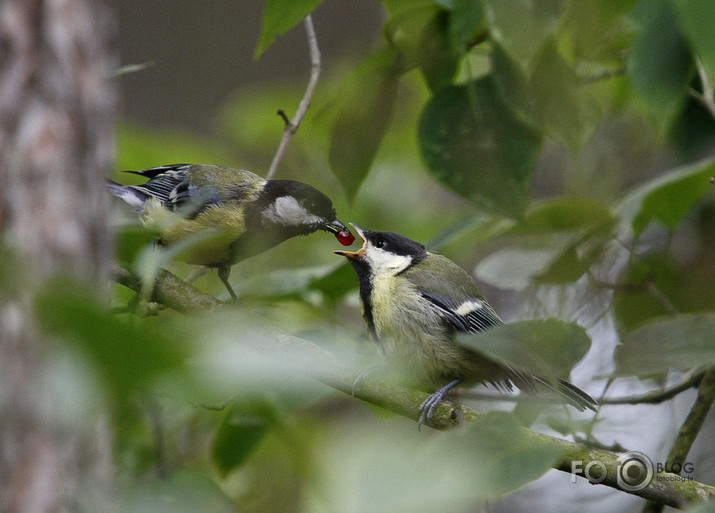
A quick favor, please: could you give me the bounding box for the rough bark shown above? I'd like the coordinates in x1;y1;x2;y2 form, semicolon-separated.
0;0;117;511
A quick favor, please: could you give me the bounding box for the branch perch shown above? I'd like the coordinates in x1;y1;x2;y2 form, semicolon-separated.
114;269;715;509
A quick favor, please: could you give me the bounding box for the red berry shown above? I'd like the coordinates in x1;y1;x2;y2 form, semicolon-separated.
336;228;355;246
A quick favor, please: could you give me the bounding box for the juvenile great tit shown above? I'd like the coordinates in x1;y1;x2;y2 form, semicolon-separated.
335;225;597;425
107;163;354;299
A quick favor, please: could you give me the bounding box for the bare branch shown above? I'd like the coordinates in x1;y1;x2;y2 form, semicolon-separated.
265;14;321;180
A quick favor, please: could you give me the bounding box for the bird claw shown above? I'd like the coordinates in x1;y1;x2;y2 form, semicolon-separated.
416;378;462;428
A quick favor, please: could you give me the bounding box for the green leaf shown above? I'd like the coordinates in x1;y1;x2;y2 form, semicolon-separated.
612;249;715;332
212;404;271;477
483;0;565;71
329;49;400;201
35;282;188;398
457;412;559;496
385;5;458;90
458;319;591;380
627;0;692;133
449;0;486;50
614;313;715;378
530;42;599;151
521;196;615;233
418;10;460;90
535;228;610;285
619;157;715;235
255;0;324;58
237;261;344;298
115;224;157;266
672;0;715;86
418;78;542;219
316;411;557;510
120;471;235;513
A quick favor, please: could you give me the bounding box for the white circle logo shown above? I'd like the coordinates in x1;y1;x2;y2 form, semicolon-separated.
616;451;654;492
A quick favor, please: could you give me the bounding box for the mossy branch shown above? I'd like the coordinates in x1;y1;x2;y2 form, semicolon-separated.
114;269;715;509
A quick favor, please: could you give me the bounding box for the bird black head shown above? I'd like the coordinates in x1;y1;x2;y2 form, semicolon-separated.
255;180;353;243
335;225;427;277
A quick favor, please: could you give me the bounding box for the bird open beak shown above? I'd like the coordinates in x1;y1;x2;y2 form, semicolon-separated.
323;219;355;245
334;223;366;260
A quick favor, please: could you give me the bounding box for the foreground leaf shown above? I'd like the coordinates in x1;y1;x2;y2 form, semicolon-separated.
614;313;715;378
315;412;558;512
619;157;715;235
458;319;591;380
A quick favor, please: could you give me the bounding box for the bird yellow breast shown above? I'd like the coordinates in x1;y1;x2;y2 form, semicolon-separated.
140;199;246;267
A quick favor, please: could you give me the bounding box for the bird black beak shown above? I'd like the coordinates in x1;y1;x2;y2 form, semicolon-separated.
322;218;348;235
334;223;366;260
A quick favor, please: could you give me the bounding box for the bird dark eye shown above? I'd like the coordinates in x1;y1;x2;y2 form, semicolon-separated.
374;237;386;249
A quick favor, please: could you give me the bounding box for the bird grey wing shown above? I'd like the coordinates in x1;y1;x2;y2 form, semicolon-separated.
123;164;190;204
126;164;224;217
419;291;503;333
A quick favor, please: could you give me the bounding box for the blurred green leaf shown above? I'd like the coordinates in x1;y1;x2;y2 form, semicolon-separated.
237;261;344;298
310;261;362;303
449;0;486;50
458;319;591;380
627;0;692;133
535;228;609;284
120;471;235;513
613;249;715;332
115;224;156;266
418;78;542;219
212;404;271;477
614;313;715;378
419;10;460;90
459;412;560;495
619;157;715;235
530;42;600;150
520;196;615;232
255;0;324;58
561;0;635;64
35;282;188;398
329;49;400;201
483;0;564;71
672;0;715;86
316;412;557;512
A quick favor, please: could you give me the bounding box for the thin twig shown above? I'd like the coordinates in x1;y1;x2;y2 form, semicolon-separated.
265;14;321;180
688;56;715;121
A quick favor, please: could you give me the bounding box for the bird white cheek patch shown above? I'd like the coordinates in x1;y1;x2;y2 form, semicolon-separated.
263;196;323;226
367;247;413;276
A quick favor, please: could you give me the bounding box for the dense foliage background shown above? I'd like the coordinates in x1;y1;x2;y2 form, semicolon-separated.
3;1;714;512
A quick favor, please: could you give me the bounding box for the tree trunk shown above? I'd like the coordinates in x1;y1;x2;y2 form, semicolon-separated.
0;0;117;511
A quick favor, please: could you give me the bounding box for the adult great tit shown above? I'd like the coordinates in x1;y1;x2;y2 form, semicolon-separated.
335;225;597;425
107;163;354;299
